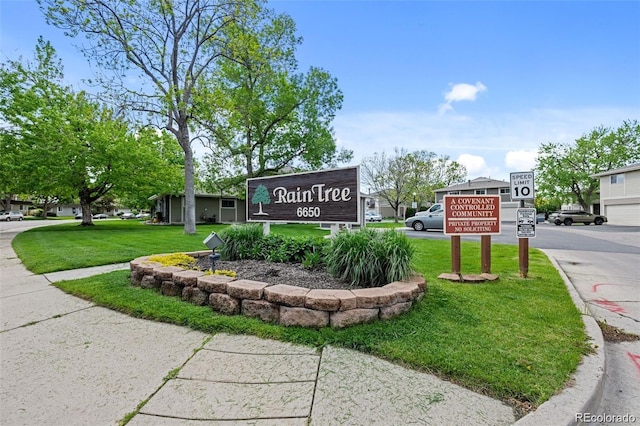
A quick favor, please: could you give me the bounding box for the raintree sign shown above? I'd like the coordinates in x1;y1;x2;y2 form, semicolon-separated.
246;167;360;224
510;171;535;200
443;195;501;235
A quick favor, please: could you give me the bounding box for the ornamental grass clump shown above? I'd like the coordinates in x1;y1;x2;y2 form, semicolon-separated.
326;228;415;287
218;224;264;260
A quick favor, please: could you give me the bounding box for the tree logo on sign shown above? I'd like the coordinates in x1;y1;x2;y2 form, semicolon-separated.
251;184;270;215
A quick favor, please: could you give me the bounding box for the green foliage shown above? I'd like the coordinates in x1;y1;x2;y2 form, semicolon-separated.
218;223;327;264
361;148;466;222
213;269;237;278
148;253;196;268
218;224;264;261
195;6;352;194
325;228;415;287
0;39;184;225
302;251;323;270
536;120;640;210
40;0;257;234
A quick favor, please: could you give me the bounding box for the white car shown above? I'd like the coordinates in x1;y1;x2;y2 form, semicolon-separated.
1;211;24;221
365;211;383;222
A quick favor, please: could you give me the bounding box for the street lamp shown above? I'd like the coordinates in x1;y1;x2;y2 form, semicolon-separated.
412;192;417;209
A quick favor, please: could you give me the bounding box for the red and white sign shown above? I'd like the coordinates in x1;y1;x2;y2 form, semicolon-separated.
443;195;501;235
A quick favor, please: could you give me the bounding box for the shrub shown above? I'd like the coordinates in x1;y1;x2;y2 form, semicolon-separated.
325;228;415;287
218;224;265;261
214;269;237;278
302;251;323;270
218;224;327;264
148;253;196;268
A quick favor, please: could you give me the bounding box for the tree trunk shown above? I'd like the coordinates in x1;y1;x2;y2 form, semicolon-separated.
41;198;51;220
179;129;196;234
78;186;96;226
79;201;94;226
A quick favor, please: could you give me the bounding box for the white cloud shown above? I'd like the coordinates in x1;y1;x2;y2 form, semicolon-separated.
457;154;488;175
505;149;538;171
439;82;487;114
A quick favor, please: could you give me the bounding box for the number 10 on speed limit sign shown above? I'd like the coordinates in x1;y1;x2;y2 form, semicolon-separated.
510;171;535;200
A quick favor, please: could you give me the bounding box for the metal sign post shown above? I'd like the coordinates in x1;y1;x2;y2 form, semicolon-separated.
516;207;536;278
510;172;536;278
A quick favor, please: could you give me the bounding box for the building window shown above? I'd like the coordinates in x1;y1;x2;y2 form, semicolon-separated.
500;188;510;194
610;174;625;184
58;206;63;212
475;189;486;195
221;199;235;208
448;191;460;195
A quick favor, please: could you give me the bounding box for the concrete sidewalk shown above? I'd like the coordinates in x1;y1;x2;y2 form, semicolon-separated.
0;225;603;425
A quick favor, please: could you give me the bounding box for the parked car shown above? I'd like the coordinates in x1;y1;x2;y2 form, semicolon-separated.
416;203;443;216
75;213;83;219
536;213;546;223
120;212;136;219
547;211;561;222
364;211;382;222
0;211;24;221
93;213;109;219
553;210;607;226
404;210;444;231
135;212;151;219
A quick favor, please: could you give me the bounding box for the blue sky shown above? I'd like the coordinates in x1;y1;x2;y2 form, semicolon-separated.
2;0;639;181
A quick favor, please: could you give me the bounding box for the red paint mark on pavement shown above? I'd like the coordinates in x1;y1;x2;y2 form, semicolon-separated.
592;298;626;314
592;283;621;293
628;353;640;377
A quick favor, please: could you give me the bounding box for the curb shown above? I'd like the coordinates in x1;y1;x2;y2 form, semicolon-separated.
514;250;605;426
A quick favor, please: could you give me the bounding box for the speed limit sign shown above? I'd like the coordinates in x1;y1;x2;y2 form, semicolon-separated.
510;171;535;200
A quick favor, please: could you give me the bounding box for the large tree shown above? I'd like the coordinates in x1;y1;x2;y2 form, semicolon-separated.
39;0;255;233
536;120;640;211
0;38;183;225
361;148;466;221
195;6;350;193
402;151;466;207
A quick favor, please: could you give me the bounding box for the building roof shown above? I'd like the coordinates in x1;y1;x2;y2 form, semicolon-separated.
591;162;640;177
435;177;510;192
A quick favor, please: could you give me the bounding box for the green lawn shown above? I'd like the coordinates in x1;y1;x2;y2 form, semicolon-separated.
13;221;329;273
12;221;589;411
365;221;404;229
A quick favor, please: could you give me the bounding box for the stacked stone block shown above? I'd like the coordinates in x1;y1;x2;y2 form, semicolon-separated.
129;251;426;328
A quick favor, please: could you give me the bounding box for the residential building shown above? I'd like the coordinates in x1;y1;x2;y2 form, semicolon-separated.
434;177;522;221
150;193;246;224
591;163;640;226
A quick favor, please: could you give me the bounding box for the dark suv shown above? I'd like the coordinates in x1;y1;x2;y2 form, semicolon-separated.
553;210;607;226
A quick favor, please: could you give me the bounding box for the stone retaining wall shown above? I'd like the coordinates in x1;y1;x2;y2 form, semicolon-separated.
129;251;426;328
